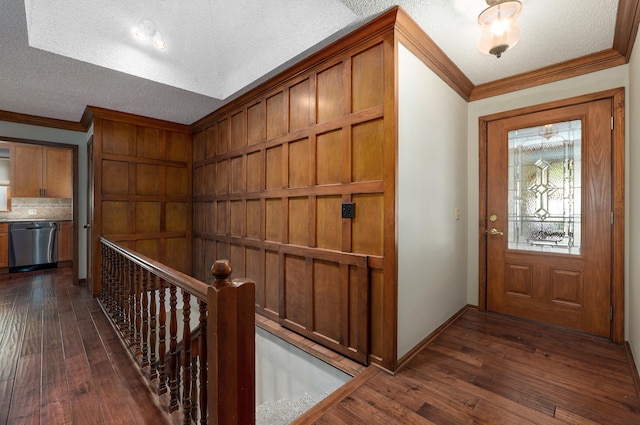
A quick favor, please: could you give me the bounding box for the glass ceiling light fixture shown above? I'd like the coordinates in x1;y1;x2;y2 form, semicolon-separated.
134;19;166;49
478;0;522;58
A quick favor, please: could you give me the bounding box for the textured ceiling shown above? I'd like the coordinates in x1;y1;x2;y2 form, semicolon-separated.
0;0;623;125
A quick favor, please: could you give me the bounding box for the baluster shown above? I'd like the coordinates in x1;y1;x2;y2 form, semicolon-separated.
122;258;131;343
141;268;149;368
115;252;124;331
198;299;207;425
149;273;157;380
134;264;142;357
108;248;116;315
158;277;167;395
182;290;192;425
103;245;111;311
100;243;108;303
191;353;198;423
169;284;179;413
128;259;136;348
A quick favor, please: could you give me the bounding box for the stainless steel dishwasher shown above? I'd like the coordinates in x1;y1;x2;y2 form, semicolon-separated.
9;222;58;272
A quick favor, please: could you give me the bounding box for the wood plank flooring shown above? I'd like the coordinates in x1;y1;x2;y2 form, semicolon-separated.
294;309;640;425
3;268;640;424
0;269;172;425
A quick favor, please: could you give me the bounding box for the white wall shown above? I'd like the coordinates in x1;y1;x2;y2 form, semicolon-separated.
397;43;469;359
0;120;90;279
628;31;640;360
466;65;631;335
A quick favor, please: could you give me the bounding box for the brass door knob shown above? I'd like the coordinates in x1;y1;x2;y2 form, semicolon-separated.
489;228;504;236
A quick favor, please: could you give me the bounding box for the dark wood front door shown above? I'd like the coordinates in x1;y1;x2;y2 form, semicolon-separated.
485;98;615;338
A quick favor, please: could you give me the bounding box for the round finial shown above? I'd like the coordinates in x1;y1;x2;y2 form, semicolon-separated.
211;259;232;281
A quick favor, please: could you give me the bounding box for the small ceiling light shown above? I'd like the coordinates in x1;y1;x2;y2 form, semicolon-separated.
478;0;522;58
134;19;166;49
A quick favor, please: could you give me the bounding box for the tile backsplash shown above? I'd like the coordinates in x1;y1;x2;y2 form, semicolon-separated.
0;197;73;221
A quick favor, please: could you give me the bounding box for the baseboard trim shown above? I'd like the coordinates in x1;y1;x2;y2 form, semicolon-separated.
625;342;640;399
395;304;477;373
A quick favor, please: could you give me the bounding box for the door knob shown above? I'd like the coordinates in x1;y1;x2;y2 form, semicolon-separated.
489;228;504;236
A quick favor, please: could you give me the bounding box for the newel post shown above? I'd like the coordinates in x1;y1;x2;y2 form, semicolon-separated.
207;259;255;425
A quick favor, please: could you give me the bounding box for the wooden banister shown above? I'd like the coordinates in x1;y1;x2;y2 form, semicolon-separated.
208;260;256;425
98;238;256;425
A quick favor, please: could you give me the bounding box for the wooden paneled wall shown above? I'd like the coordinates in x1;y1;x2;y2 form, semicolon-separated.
91;108;192;295
192;14;398;368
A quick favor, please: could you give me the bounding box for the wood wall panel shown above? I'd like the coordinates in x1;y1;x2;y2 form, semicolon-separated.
102;201;129;234
101;160;129;195
313;260;341;342
289;79;311;132
288;138;310;188
352;193;384;256
230;200;244;236
352;44;384;112
369;268;385;360
231;156;245;193
135;202;161;233
246;151;263;192
205;202;216;234
316;130;344;185
166;202;187;232
264;250;280;315
231;111;246;151
266;146;284;190
102;121;132;155
288;197;309;246
247;103;264;145
216;201;227;234
284;255;308;327
136;164;160;195
205;126;216;159
136;239;159;260
247;247;264;307
216;160;229;195
352;119;384;182
216;118;229;156
136;127;161;159
265;198;282;242
166;238;187;272
167;132;189;162
191;23;395;367
230;244;245;279
166;167;187;196
246;199;262;239
317;64;344;124
193;132;205;162
266;93;285;140
91;109;192;297
316;196;342;250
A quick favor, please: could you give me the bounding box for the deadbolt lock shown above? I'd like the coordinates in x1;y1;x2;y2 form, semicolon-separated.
489;214;498;222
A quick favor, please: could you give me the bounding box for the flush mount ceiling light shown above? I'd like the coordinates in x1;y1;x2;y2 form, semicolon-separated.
134;19;166;49
478;0;522;58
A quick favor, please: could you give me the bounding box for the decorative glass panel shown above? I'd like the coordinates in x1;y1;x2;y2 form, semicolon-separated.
507;120;581;254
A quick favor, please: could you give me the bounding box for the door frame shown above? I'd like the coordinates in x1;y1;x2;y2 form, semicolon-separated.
478;88;625;343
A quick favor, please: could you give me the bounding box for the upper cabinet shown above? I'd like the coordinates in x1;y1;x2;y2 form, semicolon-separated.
12;144;72;198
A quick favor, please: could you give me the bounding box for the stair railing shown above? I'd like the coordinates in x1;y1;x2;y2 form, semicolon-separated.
99;237;255;425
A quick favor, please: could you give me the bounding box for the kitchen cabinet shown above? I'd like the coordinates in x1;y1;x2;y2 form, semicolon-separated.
0;223;7;267
58;221;73;262
12;144;72;198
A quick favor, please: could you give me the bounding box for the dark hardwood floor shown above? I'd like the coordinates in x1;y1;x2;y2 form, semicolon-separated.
3;268;640;425
0;268;172;425
295;310;640;425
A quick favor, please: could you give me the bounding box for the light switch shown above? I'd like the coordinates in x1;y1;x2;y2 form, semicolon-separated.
455;208;461;220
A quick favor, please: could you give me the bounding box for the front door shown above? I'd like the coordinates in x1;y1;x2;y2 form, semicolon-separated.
485;98;614;338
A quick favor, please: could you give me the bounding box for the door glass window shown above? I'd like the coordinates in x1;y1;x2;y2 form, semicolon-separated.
507;120;582;254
